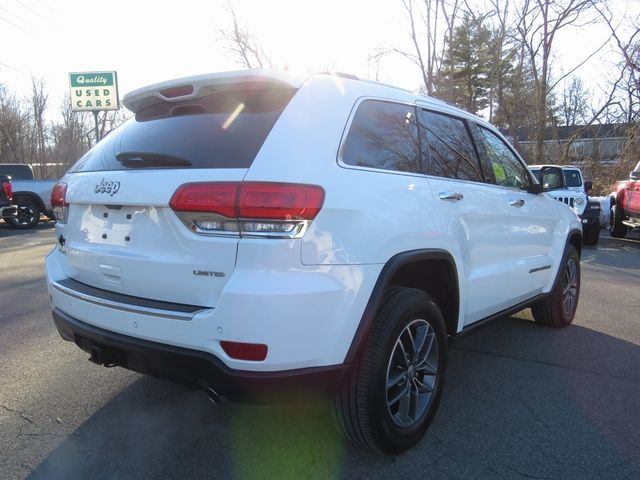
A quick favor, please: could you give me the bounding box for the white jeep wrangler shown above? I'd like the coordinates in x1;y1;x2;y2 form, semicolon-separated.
529;165;601;245
47;70;583;454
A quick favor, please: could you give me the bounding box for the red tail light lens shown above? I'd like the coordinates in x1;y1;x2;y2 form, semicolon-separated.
1;180;12;201
239;183;324;220
51;182;68;207
169;182;238;218
220;340;268;361
51;182;68;223
169;182;325;238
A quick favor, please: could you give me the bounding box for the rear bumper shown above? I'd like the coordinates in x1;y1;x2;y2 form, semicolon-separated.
46;246;380;372
0;205;17;218
53;308;353;403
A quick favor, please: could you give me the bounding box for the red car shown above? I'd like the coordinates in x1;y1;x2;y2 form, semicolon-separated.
610;161;640;237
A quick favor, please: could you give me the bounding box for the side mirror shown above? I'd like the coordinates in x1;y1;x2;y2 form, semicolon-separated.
538;166;564;190
584;181;593;193
526;182;543;194
631;171;640;181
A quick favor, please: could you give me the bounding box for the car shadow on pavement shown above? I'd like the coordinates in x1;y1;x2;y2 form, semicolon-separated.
0;220;55;237
582;231;640;274
28;316;640;480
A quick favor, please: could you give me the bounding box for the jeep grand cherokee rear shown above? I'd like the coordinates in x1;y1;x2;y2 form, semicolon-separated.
47;70;582;454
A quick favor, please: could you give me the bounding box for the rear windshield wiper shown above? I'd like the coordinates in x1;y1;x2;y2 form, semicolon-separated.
116;151;192;168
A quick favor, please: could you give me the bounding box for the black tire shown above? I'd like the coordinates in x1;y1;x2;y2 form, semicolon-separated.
334;287;447;454
531;245;580;328
582;227;600;246
8;197;40;229
609;204;627;238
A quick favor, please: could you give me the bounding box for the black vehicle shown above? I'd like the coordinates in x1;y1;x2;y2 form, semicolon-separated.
0;175;18;222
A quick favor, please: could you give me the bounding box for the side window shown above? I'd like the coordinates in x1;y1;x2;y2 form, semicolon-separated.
563;169;582;187
419;110;483;182
342;100;421;174
476;126;531;190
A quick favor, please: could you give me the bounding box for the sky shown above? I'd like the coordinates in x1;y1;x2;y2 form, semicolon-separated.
0;0;637;120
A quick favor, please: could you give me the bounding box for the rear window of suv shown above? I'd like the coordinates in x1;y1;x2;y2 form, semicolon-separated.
68;86;296;173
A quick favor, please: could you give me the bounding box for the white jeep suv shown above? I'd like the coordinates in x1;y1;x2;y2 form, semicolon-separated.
47;70;583;454
529;164;601;245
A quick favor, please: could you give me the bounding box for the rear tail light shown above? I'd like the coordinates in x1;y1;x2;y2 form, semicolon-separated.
169;182;324;238
51;182;68;223
1;180;12;201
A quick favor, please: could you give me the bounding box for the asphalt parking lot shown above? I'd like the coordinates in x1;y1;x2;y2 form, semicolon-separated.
1;220;639;480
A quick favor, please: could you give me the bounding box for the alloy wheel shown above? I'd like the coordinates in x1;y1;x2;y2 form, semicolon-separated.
386;319;439;428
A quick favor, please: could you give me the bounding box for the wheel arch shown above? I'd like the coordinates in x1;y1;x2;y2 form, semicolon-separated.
11;191;46;213
344;249;459;364
568;228;582;259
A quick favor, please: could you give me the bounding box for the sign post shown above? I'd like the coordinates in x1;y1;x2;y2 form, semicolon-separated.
69;71;119;143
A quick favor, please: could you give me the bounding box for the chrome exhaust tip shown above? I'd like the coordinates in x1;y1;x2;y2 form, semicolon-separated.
204;385;222;405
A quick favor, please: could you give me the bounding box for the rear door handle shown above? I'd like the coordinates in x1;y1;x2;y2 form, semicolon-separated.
439;192;463;201
509;199;525;207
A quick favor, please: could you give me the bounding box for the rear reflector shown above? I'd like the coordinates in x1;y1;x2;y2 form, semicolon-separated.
220;341;268;361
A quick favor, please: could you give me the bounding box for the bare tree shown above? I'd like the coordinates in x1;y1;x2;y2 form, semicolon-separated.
97;108;131;143
593;3;639;123
559;76;589;125
371;0;455;95
516;0;600;163
31;78;48;177
0;86;30;164
51;97;90;177
218;0;273;69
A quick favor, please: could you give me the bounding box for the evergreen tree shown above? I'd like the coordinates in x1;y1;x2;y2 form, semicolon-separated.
436;13;492;115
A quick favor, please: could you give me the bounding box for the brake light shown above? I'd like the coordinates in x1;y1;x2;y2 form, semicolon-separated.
1;180;12;201
51;182;68;223
159;85;194;98
169;182;324;238
220;340;268;361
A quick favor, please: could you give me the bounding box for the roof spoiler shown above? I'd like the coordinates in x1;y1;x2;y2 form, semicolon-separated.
123;69;305;113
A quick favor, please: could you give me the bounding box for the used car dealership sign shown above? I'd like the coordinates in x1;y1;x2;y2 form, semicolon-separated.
69;71;119;111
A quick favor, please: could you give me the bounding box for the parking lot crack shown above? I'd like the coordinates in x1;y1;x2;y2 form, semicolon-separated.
514;394;550;428
495;463;550;479
18;432;69;437
454;347;640;385
1;404;34;424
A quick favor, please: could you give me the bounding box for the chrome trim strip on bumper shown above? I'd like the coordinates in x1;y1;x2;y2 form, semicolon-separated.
51;280;210;321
